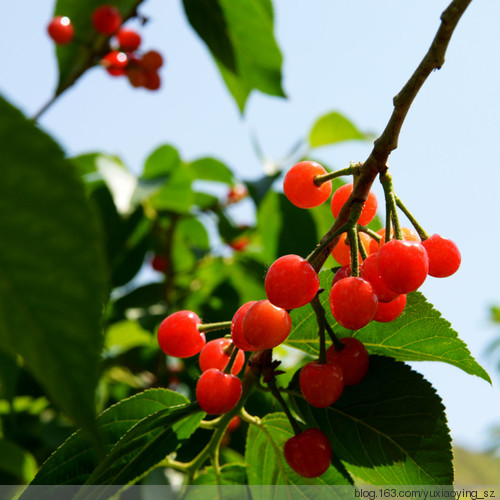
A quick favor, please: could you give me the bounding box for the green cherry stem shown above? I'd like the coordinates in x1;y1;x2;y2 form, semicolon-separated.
394;195;430;240
311;296;327;364
380;171;402;240
311;296;344;351
313;162;361;187
348;227;360;277
306;223;349;265
266;376;302;435
357;231;368;261
223;345;241;375
357;224;382;242
198;321;232;334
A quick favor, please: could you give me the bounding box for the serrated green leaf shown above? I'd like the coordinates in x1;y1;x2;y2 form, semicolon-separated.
0;96;106;436
142;145;182;181
289;356;454;485
309;112;370;149
53;1;145;94
245;413;351;488
0;439;37;483
184;0;284;111
24;389;189;491
286;271;490;382
191;464;248;485
189;157;235;185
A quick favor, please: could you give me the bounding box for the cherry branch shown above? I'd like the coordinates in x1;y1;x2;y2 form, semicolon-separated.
310;0;472;272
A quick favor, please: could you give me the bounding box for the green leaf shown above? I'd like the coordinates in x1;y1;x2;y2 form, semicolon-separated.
178;217;210;250
309;111;371;149
25;389;190;491
257;191;317;262
183;0;284;111
286;271;490;382
0;439;37;483
0;349;19;402
0;96;106;435
182;0;237;72
149;167;194;214
53;1;145;94
189;157;235;185
142;145;182;180
245;413;351;488
82;405;203;490
289;356;454;485
104;320;155;355
191;464;248;485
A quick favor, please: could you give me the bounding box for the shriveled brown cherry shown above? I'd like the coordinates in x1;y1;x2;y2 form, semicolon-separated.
326;337;369;386
284;428;332;478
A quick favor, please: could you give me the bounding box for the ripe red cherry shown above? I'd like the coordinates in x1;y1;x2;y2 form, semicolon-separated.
92;5;122;35
151;255;168;273
227;415;241;433
265;254;319;309
283;161;332;209
329;277;378;330
227;184;248;204
326;337;369;386
332;232;371;267
374;294;407;322
101;51;128;76
141;50;164;70
48;16;75;45
331;183;378;226
143;70;161;90
242;300;292;350
284;428;332;478
196;368;242;415
360;253;400;303
377;240;429;294
198;338;245;375
228;236;250;252
157;311;205;358
231;302;259;352
422;234;461;278
126;66;146;88
299;362;344;407
116;28;141;51
368;227;420;255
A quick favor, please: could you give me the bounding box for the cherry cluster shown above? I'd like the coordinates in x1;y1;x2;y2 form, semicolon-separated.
47;5;163;90
155;159;461;479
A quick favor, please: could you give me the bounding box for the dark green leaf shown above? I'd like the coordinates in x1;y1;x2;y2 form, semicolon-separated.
0;349;19;401
81;406;203;490
289;356;454;485
0;96;106;435
142;145;182;180
182;0;236;72
149;167;194;213
25;389;190;490
245;413;351;487
53;1;145;94
191;464;248;485
0;439;37;483
189;157;235;185
246;172;281;206
309;111;371;148
286;271;490;382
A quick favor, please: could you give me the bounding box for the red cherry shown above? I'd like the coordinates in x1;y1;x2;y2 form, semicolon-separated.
196;368;242;415
283;161;332;209
92;5;122;36
231;302;259;352
329;277;378;330
331;184;378;226
331;232;371;267
368;227;420;255
151;255;168;273
374;294;407;322
284;428;332;478
360;253;400;303
143;70;161;90
377;240;428;294
227;184;248;204
157;311;205;358
422;234;461;278
332;265;351;286
326;337;369;386
198;338;245;375
227;415;241;433
242;300;292;350
126;66;146;88
228;236;250;252
141;50;164;70
101;51;128;76
265;254;319;309
47;16;74;45
299;362;344;408
116;28;141;51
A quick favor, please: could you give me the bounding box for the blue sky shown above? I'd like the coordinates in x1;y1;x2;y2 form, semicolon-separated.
1;0;500;452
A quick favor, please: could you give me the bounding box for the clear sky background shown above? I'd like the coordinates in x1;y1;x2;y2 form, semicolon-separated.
1;0;500;452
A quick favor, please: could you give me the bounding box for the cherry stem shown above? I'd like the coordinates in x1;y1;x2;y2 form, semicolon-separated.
311;296;327;364
348;227;360;277
380;171;402;240
357;224;381;242
306;223;349;265
311;296;344;351
357;231;368;261
198;321;232;334
223;345;240;375
313;162;361;187
266;376;301;435
394;195;429;240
